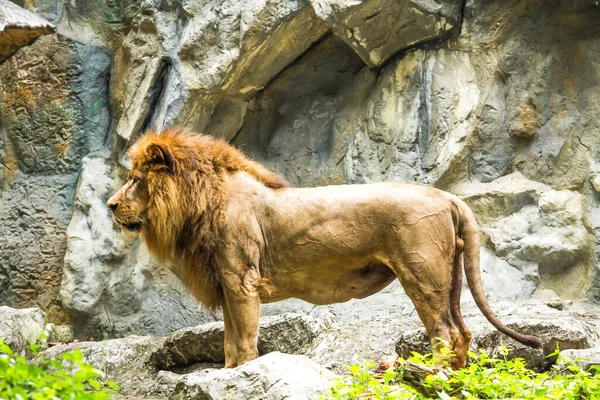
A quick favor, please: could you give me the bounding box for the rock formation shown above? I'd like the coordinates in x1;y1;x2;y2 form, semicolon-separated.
0;0;54;61
1;0;600;346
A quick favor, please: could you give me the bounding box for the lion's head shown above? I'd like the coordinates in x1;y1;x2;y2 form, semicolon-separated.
107;127;289;310
106;163;149;233
106;130;176;234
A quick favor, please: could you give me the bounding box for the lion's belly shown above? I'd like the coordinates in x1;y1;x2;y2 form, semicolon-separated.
261;261;397;305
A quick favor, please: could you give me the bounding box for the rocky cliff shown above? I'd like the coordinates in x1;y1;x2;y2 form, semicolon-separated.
1;0;600;341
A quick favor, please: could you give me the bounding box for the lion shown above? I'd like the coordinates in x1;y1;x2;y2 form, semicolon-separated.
107;127;542;369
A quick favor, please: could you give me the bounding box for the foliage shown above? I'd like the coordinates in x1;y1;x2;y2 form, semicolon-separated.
322;346;600;400
323;361;420;400
0;339;119;400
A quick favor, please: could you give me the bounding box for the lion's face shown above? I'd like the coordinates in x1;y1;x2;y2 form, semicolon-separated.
107;168;150;233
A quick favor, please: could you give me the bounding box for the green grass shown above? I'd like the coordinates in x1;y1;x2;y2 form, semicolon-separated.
0;339;119;400
322;347;600;400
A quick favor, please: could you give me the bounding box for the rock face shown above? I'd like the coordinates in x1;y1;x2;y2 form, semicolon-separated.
457;172;594;300
60;153;213;338
0;32;111;324
310;0;462;67
2;0;600;345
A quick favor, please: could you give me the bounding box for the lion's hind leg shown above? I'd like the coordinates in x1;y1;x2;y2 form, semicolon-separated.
449;251;472;369
391;257;460;369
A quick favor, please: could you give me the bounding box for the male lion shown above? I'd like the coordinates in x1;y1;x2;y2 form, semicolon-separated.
107;127;542;369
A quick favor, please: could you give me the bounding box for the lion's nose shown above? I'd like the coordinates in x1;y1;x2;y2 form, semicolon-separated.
107;201;119;212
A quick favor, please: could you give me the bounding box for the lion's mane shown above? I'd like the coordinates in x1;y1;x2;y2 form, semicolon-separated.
128;128;289;311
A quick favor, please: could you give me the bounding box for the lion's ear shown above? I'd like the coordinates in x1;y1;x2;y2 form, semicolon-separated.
144;143;173;171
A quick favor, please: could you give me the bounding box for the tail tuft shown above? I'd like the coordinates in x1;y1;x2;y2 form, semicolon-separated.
525;336;543;349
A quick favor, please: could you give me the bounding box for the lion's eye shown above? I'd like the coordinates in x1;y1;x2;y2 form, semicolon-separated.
132;176;140;184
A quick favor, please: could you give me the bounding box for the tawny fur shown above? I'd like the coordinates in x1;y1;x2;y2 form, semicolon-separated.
108;127;542;369
128;128;288;311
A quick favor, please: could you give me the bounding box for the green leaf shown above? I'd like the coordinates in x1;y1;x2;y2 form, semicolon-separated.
383;369;396;384
106;380;120;390
348;364;360;375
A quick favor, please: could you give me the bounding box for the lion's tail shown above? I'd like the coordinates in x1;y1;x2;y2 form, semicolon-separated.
456;198;543;349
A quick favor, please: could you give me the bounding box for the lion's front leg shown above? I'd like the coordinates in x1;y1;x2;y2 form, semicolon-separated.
222;305;238;368
221;270;261;367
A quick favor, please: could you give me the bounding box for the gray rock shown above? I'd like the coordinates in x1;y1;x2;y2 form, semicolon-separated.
396;329;431;360
456;172;547;224
46;323;74;343
396;312;600;370
173;0;331;143
42;335;169;397
61;153;214;338
169;352;336;400
482;190;593;299
455;172;594;300
233;38;480;189
592;176;600;193
151;321;224;369
13;0;135;45
310;0;462;67
110;2;169;148
177;0;328;98
151;313;330;369
257;312;331;355
558;347;600;372
230;34;372;187
0;306;46;357
479;247;536;301
0;0;54;61
0;33;111;324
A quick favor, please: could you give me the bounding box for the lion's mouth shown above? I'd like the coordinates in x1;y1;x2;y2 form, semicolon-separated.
115;219;142;232
124;222;142;232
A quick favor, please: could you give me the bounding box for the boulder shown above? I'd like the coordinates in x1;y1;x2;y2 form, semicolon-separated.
0;0;54;62
470;315;600;370
170;352;336;400
558;347;600;372
0;306;46;357
592;175;600;193
396;329;431;360
396;311;600;370
482;189;593;299
479;247;536;301
151;313;330;369
42;336;170;397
